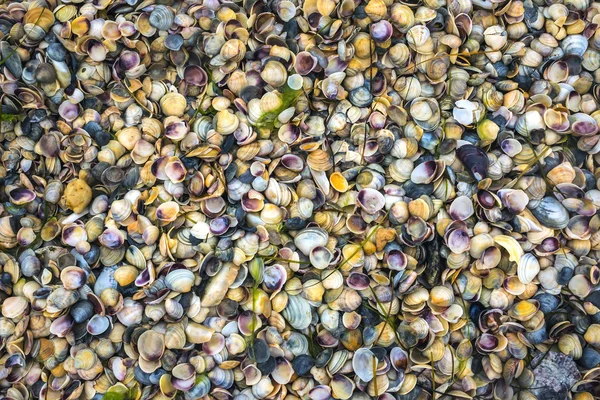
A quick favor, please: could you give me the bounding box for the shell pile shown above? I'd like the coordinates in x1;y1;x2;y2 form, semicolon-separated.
3;0;600;399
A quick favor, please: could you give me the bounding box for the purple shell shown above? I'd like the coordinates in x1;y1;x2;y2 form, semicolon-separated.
184;65;208;86
347;272;370;290
371;20;393;42
387;250;407;271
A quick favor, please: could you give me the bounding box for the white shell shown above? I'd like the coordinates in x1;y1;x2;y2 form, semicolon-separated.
281;295;313;329
517;253;540;284
294;227;329;256
352;348;376;382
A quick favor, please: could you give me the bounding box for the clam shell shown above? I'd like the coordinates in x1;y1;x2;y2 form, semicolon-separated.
201;264;240;307
282;295;313;330
517;253;540;284
529;197;570;229
60;266;87;290
294;227;328;256
149;5;174;31
165;269;195;293
2;297;28;319
352;348;376;382
2;0;600;396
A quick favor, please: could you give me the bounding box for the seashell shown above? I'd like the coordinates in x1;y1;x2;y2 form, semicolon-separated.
138;329;166;362
160;93;187;117
508;300;539;322
9;188;36;205
529;197;570;229
282;295;312;330
330;374;355;399
517;253;540;284
310;246;333;270
497;189;529;214
454;100;482;126
558;333;583;359
165;269;195;293
272;358;293;384
561;34;588;57
71;301;94;324
307;149;333;172
201;263;240;307
294;227;328;256
156;201;180;223
60;266;87;290
352;348;376;382
47;287;80;312
214;110;239;135
456;144;489;181
261;61;287;88
149;5;175;31
349;87;373;108
117;298;143;326
25;7;55;31
411;160;442;185
165;298;184;319
252;376;274;399
329;288;362;312
2;297;28;319
1;0;599;395
449;195;474;221
357;188;385;214
185;322;214;344
74;348;97;370
87;315;110;335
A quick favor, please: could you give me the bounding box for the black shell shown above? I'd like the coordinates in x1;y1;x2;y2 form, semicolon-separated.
456;144;489;181
292;354;315;376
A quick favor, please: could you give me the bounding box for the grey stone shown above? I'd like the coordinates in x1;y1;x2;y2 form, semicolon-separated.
530;351;580;400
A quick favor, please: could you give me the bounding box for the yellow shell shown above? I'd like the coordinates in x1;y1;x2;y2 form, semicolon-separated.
374;321;396;347
54;5;77;23
364;0;387;21
165;323;186;350
547;162;576;186
74;348;98;371
271;291;289;312
100;288;122;307
341;244;364;270
429;285;454;308
408;197;433;220
508;300;539;321
307;149;333;172
494;235;524;263
584;324;600;347
558;333;583;360
330;172;349;192
159;92;187;117
237;142;261;161
71;16;91;36
25;7;55;31
260;60;287;88
38;338;55;361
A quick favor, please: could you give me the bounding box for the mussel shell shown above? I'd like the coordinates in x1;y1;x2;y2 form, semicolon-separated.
456;144;489;181
529;197;569;229
0;42;22;78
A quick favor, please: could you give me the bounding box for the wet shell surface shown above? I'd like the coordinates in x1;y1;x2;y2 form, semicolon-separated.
1;0;600;398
